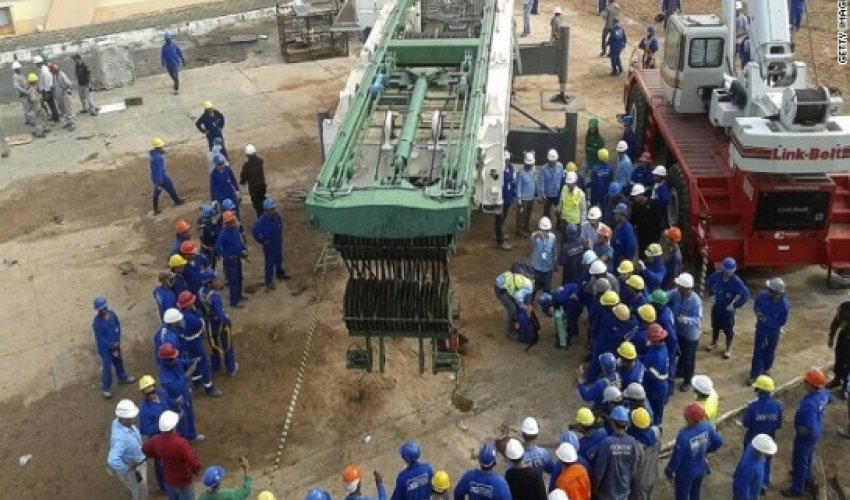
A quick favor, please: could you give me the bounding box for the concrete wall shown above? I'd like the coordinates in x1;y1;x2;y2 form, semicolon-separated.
0;0;53;34
93;0;216;23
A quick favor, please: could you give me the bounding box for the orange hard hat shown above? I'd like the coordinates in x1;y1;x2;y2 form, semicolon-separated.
342;465;362;483
180;241;198;255
683;402;706;423
222;211;236;224
803;368;827;388
177;291;196;308
638;152;652;163
174;219;191;234
647;323;668;343
665;226;682;243
598;225;613;238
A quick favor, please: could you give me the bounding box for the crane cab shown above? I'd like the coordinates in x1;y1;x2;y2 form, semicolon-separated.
661;15;728;114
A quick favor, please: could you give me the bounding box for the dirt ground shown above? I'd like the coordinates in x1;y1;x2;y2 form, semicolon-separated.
0;0;848;498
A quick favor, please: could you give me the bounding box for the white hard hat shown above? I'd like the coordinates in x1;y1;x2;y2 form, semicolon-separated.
602;385;622;403
521;416;540;435
159;410;180;432
735;1;743;9
751;434;778;455
675;272;695;288
616;140;628;153
766;277;786;294
652;165;667;176
547;149;559;161
692;374;714;395
11;61;22;70
115;399;139;419
553;6;562;14
589;260;607;275
623;382;646;400
505;438;524;460
33;55;43;64
565;171;578;184
554;442;577;463
524;152;535;165
504;150;512;160
163;307;184;324
548;490;568;500
539;217;552;231
630;183;646;196
245;144;257;155
587;206;602;220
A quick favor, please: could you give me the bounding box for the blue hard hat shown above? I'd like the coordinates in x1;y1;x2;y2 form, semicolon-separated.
200;270;218;283
559;430;580;449
93;296;108;311
201;205;214;218
599;352;617;373
399;441;421;462
722;257;737;272
305;488;332;500
263;198;276;210
610;405;630;423
619;115;634;127
478;443;497;467
222;199;236;210
202;465;225;488
646;25;655;35
614;203;628;214
538;292;553;312
608;182;622;197
565;224;579;239
163;31;173;40
213;154;226;165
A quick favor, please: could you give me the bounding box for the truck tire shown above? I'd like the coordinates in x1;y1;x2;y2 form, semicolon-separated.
627;85;648;156
666;163;691;248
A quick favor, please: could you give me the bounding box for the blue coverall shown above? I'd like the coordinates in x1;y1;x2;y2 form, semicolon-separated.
158;358;199;441
210;166;240;217
605;25;627;75
454;469;512;500
616;155;633;189
789;0;805;30
170;271;187;297
139;388;174;492
558;237;585;286
199;284;237;375
750;291;790;380
551;284;582;340
588;315;638;381
651;182;671;226
160;41;185;92
631;166;654;189
589;433;639;499
149;149;180;211
623;129;637;163
706;271;750;346
653;303;679;390
195;109;227;153
92;309;131;392
182;254;208;296
391;461;434;500
641;343;670;424
623;289;649;312
788;389;832;495
252;211;286;286
612;220;637;266
521;445;554;475
152;324;182;367
732;445;766;500
578;371;622;411
579;428;608;464
179;307;215;393
665;421;724;500
589;161;613;206
619;359;646;387
215;226;246;307
531;233;557;295
153;284;176;319
742;392;782;488
641;257;666;292
197;215;221;270
668;289;702;386
602;193;628;228
663;247;684;289
168;233;190;259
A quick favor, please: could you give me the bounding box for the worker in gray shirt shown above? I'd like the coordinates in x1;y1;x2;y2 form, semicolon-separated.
12;61;32;126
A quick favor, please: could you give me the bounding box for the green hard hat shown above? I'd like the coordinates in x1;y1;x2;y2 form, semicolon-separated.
649;289;668;305
588;117;599;128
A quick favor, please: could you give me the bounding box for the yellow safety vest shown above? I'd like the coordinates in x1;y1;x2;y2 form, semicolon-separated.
697;390;720;424
560;187;585;224
499;271;532;298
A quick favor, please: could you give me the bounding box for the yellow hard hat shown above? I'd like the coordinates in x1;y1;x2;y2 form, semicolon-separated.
597;148;609;161
645;243;663;257
575;407;595;426
617;260;635;274
432;470;451;493
637;304;657;323
151;137;165;148
600;290;620;306
27;72;39;83
625;275;645;291
566;161;578;172
168;254;188;268
203;100;214;109
617;341;637;360
258;492;277;500
612;303;631;321
752;375;776;393
138;374;156;391
631;407;651;429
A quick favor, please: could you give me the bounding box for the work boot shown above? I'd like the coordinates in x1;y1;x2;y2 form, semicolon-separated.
192;434;206;443
118;375;136;385
205;386;223;398
266;282;276;291
704;343;716;352
276;271;290;280
499;242;512;251
174;198;185;206
723;350;732;360
679;382;692;392
101;390;112;399
780;489;804;498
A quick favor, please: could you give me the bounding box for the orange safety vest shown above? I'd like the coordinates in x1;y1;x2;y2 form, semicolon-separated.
555;463;592;500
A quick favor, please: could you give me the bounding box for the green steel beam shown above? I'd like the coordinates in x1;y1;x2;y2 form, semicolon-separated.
392;76;430;176
387;38;480;65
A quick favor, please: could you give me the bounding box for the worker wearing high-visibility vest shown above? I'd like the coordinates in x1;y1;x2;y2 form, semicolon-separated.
692;375;720;425
559;171;587;226
494;271;534;337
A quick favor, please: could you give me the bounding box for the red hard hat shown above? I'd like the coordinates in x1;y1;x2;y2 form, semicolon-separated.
180;240;197;255
638;152;652;163
804;368;827;388
174;219;191;234
48;63;59;73
177;291;196;308
157;342;179;360
598;225;613;238
647;323;668;343
342;464;362;483
222;211;236;224
683;402;706;423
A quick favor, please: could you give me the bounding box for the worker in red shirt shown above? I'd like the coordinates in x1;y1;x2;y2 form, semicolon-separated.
142;410;201;499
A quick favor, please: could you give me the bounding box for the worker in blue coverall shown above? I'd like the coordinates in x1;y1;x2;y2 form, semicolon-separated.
138;375;175;493
623;275;649;312
705;257;750;359
617;341;645;387
538;150;564;222
495;151;516;251
149;137;183;214
665;402;724;500
631;154;655;190
345;466;387;500
454;444;512;500
615;141;633;190
742;375;783;493
749;278;790;384
638;243;666;291
168;219;192;258
210;154;241;218
789;0;805;31
589;405;640;499
518;416;554;475
588;301;635;380
167;254;188;297
539;284;582;342
156;342;203;442
650;289;678;391
176;291;222;397
197;204;221;271
196;101;227;154
92;296;135;398
602;183;628;228
179;241;208;296
641;324;670;424
668;272;702;392
570;407;607;464
215;211;247;308
611;203;636;266
619;115;637;162
531;216;558;298
199;270;239;376
589;149;613;207
160;32;186;93
153;308;184;366
638;26;660;69
733;435;778;500
780;369;832;498
252;198;289;290
604;19;627;76
153;271;177;320
391;441;434;500
579;352;622;411
650;166;671;227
